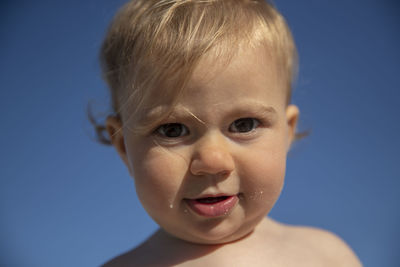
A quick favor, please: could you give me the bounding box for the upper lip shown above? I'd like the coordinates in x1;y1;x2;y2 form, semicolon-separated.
186;193;237;200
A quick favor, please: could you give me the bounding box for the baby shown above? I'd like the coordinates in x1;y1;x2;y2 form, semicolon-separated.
96;0;362;266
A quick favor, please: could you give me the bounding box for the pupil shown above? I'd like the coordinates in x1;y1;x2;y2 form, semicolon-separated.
165;124;182;137
235;118;254;132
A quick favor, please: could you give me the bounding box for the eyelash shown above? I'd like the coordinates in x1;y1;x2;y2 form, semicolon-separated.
154;123;190;138
228;118;261;133
154;117;263;139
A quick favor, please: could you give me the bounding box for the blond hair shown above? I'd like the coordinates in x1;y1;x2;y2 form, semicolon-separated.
93;0;298;144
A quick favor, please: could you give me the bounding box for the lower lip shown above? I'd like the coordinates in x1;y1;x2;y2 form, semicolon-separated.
185;195;239;218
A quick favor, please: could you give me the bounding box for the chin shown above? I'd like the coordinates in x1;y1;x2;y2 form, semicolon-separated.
173;215;260;245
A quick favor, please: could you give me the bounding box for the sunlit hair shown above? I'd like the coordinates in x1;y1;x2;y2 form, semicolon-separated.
93;0;298;144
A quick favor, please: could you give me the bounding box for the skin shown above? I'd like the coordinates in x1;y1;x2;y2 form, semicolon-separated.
104;45;362;266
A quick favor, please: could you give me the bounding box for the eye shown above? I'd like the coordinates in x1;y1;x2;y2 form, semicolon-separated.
229;118;260;133
155;123;189;138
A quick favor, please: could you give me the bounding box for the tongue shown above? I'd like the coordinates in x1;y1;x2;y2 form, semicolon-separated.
196;196;228;204
186;195;239;217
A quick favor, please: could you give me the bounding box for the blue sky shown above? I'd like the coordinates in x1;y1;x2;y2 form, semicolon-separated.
1;0;399;266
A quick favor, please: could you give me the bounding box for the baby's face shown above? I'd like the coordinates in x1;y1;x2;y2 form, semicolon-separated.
115;45;299;244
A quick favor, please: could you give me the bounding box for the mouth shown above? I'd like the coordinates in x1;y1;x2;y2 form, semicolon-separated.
184;194;239;218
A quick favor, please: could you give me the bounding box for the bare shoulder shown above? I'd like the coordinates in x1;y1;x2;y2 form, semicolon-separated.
272;220;362;267
101;232;162;267
100;230;205;267
101;246;145;267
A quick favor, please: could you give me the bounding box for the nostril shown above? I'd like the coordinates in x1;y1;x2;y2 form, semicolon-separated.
217;170;231;177
189;142;235;176
189;157;234;176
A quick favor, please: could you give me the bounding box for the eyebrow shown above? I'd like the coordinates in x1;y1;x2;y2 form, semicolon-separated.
144;105;173;121
225;102;277;116
144;101;277;123
146;101;277;114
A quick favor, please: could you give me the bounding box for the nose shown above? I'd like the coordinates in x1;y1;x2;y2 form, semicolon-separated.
189;133;235;177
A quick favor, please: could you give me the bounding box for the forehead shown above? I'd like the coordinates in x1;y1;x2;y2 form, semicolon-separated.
184;44;287;103
142;45;287;122
125;43;288;132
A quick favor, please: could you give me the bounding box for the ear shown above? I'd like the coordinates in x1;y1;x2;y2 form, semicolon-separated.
106;116;129;166
285;104;299;149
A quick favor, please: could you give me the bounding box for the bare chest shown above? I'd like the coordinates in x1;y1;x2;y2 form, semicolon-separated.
176;244;330;267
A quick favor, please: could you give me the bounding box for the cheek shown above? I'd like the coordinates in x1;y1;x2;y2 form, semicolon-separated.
129;146;188;213
241;154;286;193
238;140;287;204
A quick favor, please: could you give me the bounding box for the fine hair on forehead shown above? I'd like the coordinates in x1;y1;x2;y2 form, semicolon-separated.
98;0;297;141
